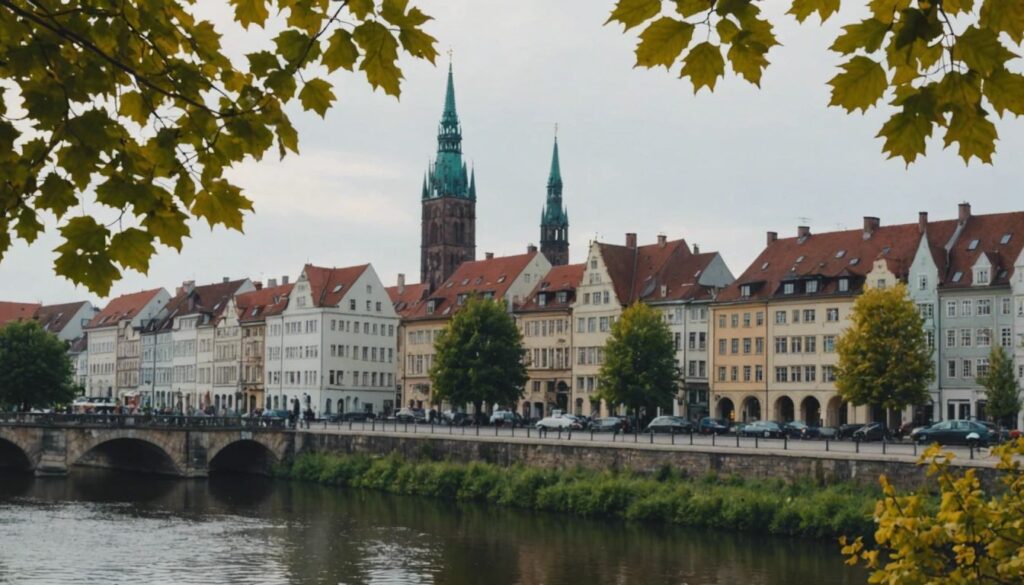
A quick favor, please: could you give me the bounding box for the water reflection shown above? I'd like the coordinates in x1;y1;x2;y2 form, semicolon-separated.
0;471;865;584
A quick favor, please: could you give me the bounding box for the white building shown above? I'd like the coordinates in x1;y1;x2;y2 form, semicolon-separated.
265;263;399;417
85;289;169;399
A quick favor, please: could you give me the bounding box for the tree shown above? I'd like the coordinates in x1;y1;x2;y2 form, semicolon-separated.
835;283;933;423
429;295;527;415
0;0;437;295
607;0;1024;166
0;320;75;411
596;302;677;423
977;345;1020;428
841;441;1024;583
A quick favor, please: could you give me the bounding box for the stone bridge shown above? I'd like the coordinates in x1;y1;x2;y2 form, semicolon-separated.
0;415;294;477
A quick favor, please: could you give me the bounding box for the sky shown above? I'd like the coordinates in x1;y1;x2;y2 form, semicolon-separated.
2;1;1023;305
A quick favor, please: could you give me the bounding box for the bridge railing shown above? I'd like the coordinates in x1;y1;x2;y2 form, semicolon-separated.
0;412;288;430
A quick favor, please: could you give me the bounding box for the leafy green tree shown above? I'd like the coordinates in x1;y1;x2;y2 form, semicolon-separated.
977;345;1020;428
429;295;527;415
597;302;677;423
0;0;437;295
835;283;933;423
842;441;1024;583
607;0;1024;165
0;321;75;411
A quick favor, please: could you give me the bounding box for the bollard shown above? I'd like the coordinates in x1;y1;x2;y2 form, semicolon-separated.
650;431;654;444
882;439;886;455
784;435;787;450
349;420;353;431
591;429;594;441
413;421;417;433
856;439;860;454
511;424;515;438
406;422;410;433
634;432;638;444
913;442;917;457
671;432;675;445
495;425;499;437
689;431;693;446
755;435;759;449
825;438;829;452
527;426;531;439
450;423;453;435
970;445;975;460
476;424;480;436
558;428;562;440
736;434;740;448
372;420;375;432
568;429;572;440
712;433;716;447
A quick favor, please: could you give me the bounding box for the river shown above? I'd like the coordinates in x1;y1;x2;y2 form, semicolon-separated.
0;470;866;584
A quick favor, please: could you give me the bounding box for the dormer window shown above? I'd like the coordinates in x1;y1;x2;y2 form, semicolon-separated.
332;284;343;293
660;285;668;297
461;278;469;285
740;284;751;298
952;271;963;283
976;269;990;285
882;246;891;255
796;255;805;263
1000;233;1012;245
835;250;846;259
538;294;547;307
457;293;467;305
761;262;770;270
783;283;795;295
968;239;979;250
838;278;849;292
806;280;819;293
427;300;436;314
497;276;507;283
556;291;567;303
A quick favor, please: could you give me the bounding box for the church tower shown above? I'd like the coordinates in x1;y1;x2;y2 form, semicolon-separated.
540;134;569;266
421;64;476;292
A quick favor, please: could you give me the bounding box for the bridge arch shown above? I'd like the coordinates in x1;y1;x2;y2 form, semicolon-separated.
207;439;278;475
72;437;181;476
0;436;32;471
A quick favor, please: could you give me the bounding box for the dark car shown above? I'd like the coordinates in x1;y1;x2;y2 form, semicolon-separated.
646;416;694;434
911;420;993;447
783;421;821;439
836;423;865;440
329;411;373;423
590;417;625;433
852;422;887;442
740;421;785;438
698;417;730;435
396;408;426;424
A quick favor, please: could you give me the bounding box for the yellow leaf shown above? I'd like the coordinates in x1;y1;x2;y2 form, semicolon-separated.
635;17;694;69
828;56;888;113
606;0;662;31
680;41;725;93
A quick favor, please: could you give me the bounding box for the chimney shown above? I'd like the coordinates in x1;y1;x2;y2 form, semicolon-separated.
181;280;195;295
282;275;290;285
958;202;971;224
222;276;229;283
526;244;537;254
797;226;811;239
767;231;778;245
268;278;278;288
485;252;495;260
254;281;263;291
397;273;406;294
918;211;928;234
863;216;880;237
657;234;667;248
693;243;700;254
625;233;637;248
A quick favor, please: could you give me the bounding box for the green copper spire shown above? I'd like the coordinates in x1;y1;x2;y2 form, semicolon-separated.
424;63;471;200
542;134;568;227
547;136;562;192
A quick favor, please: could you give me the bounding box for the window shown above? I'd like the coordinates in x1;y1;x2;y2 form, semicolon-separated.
719;339;727;355
743;366;751;382
947;360;957;378
976;328;991;347
756;312;764;326
977;299;991;315
961;329;972;347
719;314;727;328
823;335;836;353
577;318;585;333
977;358;990;378
731;338;739;354
838;278;849;292
968;238;979;250
743;338;752;354
740;285;751;297
962;360;972;378
775;367;788;383
1002;327;1012;348
755;337;764;354
952;271;963;283
688;332;697;350
755;365;763;382
603;291;610;304
1000;233;1012;244
918;275;928;290
792;309;801;323
806;280;818;293
946;301;956;317
976;269;990;285
926;330;934;350
803;309;816;322
791;366;802;383
835;249;846;258
805;365;817;382
717;367;726;382
946;329;956;348
784;282;795;295
730;366;738;382
731;314;739;328
583;293;590;304
599;317;609;332
961;300;972;316
743;313;751;327
774;311;787;325
822;365;836;382
775;337;788;353
917;303;934;319
825;307;839;322
805;336;816;353
1002;298;1011;315
791;336;802;353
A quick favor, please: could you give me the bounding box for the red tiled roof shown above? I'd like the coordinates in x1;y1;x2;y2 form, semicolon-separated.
386;282;430;318
406;251;539;321
87;288;164;329
718;218;960;303
517;263;584;313
0;302;41;327
644;252;721;303
598;238;696;304
303;264;370;307
150;280;248;331
236;283;294;323
942;211;1024;288
35;301;90;334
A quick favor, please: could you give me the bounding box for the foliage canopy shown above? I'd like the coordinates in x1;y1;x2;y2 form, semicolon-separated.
0;0;437;294
429;295;528;412
977;345;1021;427
597;302;678;418
834;283;934;412
0;320;75;411
608;0;1024;165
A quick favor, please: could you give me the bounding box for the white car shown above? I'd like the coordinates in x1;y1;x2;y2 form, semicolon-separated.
535;415;579;431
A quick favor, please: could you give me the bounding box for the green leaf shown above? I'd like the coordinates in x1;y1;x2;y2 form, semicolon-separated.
606;0;662;31
828;56;888;113
298;78;335;118
275;30;313;64
716;18;740;43
984;68;1024;117
954;26;1017;76
323;29;359;72
14;207;42;243
935;71;982;110
680;42;725;93
943;105;998;164
635;17;694;69
109;228;155;273
830;19;890;55
353;21;403;97
192;180;253;231
870;0;911;24
348;0;375;19
142;207;190;251
230;0;269;28
877;110;931;163
37;173;77;219
675;0;712;18
789;0;841;23
53;217;118;297
980;0;1024;44
119;91;149;125
728;37;770;86
398;26;439;63
942;0;975;15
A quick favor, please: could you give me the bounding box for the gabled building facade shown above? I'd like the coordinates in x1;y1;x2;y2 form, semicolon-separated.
235;280;293;413
85;288;169;400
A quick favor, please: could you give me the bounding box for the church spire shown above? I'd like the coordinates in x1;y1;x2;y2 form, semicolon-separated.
442;62;458;128
425;62;470;200
540;130;569;266
547;135;562;195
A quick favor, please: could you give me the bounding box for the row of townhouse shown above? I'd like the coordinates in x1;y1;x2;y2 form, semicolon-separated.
709;203;1024;429
0;301;98;388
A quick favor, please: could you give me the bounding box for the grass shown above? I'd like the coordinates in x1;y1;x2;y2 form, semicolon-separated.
275;453;879;539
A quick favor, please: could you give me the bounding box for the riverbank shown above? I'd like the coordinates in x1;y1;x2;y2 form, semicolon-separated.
275;452;879;539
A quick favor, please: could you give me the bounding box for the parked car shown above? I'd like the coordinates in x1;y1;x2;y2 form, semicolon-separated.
590;417;625;433
739;421;785;438
442;410;472;426
783;421;821;439
698;417;730;435
329;411;373;423
535;415;580;431
852;422;887;442
911;420;993;447
395;408;426;424
489;410;520;427
646;416;694;434
836;423;865;440
817;426;838;439
979;421;1010;444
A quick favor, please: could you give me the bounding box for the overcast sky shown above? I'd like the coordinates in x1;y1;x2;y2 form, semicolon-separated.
2;1;1022;305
